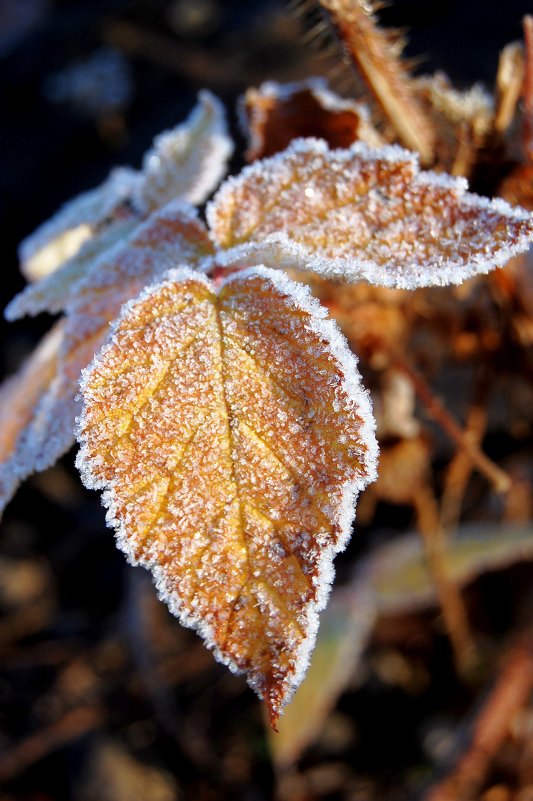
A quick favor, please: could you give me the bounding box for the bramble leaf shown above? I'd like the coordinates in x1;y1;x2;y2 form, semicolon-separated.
0;322;65;509
241;78;381;161
17;90;232;286
76;266;377;726
0;205;213;517
135;90;233;212
6;216;140;320
18;168;141;283
208;138;533;288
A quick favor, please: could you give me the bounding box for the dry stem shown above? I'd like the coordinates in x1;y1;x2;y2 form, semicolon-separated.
422;632;533;801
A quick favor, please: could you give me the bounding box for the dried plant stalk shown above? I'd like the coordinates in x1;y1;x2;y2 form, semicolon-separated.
319;0;436;164
413;482;477;677
422;633;533;801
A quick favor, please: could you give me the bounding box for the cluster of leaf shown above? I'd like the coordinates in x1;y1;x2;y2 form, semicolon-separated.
2;4;533;732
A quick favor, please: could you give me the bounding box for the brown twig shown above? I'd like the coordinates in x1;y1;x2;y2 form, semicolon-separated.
0;706;103;783
522;16;533;163
319;0;436;164
393;355;511;494
422;632;533;801
413;482;478;678
439;371;490;532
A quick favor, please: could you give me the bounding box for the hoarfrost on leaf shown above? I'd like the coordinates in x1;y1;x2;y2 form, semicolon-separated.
0;321;74;514
19;167;141;282
16;90;232;287
135;90;234;212
75;266;377;727
208;138;533;288
0;204;214;517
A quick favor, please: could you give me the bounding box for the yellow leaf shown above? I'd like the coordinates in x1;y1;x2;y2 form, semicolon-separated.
208;138;533;288
76;266;378;726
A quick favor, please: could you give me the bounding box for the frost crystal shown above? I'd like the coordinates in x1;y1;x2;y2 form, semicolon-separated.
19;167;141;282
135;90;234;212
76;266;377;726
208;138;533;288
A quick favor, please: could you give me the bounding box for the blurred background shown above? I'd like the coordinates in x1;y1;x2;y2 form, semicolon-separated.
1;1;533;799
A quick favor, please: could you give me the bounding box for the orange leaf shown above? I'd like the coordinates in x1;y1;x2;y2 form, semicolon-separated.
241;79;381;161
76;266;377;726
208;138;533;288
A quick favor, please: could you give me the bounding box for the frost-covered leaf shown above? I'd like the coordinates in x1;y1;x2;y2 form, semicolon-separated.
269;583;376;767
76;266;377;726
0;322;64;466
208;138;533;288
8;197;212;322
135;90;233;212
0;321;65;510
241;78;381;162
0;321;76;513
19;167;141;282
16;90;232;287
61;201;214;364
6;216;139;320
0;204;213;517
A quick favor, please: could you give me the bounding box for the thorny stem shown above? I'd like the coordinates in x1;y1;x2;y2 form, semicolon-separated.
412;483;478;678
422;631;533;801
392;355;512;494
319;0;436;164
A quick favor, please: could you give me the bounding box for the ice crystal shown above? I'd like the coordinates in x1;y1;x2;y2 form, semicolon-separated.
208;138;533;288
76;266;377;726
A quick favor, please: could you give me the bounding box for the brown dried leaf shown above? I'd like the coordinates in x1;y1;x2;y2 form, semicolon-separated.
414;72;494;176
76;267;377;725
135;90;233;212
208;139;533;288
241;79;381;162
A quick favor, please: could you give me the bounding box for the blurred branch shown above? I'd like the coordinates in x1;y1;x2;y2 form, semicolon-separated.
422;632;533;801
0;706;103;783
